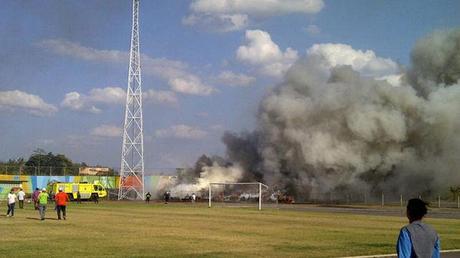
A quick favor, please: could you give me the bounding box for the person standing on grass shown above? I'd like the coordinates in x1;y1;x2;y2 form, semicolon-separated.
92;194;99;204
397;198;440;258
17;188;26;209
37;188;49;221
191;193;196;203
145;192;151;203
164;191;170;204
76;191;81;204
32;188;40;210
55;187;69;220
6;189;17;217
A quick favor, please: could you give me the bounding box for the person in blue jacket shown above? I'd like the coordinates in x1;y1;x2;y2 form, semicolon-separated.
397;198;440;258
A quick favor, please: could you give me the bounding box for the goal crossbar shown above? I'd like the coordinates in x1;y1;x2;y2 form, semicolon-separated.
208;182;268;210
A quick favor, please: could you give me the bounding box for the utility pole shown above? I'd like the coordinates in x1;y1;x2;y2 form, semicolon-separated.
119;0;145;200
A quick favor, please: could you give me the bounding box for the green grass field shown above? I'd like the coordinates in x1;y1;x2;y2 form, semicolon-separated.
0;201;459;258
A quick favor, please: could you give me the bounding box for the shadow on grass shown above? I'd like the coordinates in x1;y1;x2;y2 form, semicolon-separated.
0;214;19;217
26;217;60;221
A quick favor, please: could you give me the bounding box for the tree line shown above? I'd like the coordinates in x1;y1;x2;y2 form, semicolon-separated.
0;148;116;176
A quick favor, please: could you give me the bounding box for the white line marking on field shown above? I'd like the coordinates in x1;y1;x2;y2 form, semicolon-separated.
443;249;460;253
339;249;460;258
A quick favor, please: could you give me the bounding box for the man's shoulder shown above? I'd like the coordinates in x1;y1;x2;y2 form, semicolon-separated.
400;225;410;232
408;221;436;230
418;222;438;234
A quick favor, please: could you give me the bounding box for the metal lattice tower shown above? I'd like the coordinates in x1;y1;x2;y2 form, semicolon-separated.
119;0;144;200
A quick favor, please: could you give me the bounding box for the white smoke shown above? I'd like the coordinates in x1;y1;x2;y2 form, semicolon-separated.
171;163;244;197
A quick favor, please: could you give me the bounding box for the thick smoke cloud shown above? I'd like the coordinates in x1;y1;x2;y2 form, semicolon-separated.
223;29;460;199
408;30;460;97
171;164;244;197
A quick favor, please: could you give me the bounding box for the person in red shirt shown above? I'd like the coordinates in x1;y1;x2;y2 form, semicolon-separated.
54;187;70;220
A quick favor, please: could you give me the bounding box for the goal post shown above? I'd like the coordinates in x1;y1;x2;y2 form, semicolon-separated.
208;182;269;210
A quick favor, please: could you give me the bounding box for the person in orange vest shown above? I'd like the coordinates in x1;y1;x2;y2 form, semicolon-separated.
54;187;70;220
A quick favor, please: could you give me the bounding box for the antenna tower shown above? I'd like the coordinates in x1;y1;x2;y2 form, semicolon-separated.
119;0;144;200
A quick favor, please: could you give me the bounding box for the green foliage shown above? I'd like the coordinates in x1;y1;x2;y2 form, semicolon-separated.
0;157;24;174
1;149;116;176
23;148;75;175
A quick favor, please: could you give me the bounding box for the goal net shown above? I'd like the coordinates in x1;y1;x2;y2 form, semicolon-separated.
208;182;269;210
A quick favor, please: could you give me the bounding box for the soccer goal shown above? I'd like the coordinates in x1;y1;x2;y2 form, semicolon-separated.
208;182;269;210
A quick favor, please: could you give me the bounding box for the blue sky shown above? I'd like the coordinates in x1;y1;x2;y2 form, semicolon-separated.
1;0;459;171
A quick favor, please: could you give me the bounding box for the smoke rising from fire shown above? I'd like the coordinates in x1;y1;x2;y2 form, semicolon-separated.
222;29;460;198
171;164;244;197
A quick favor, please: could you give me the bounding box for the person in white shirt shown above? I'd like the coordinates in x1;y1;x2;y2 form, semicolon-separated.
191;193;196;203
6;189;17;217
17;189;26;209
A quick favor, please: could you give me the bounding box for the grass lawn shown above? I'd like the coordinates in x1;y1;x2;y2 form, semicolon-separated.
0;201;459;257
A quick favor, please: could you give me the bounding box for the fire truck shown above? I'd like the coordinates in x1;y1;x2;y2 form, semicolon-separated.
48;182;107;200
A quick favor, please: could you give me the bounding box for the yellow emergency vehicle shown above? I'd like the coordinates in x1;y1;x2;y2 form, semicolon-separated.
48;182;107;200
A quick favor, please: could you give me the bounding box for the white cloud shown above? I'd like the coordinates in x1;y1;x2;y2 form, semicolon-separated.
90;124;122;138
144;89;178;104
169;77;215;96
0;90;57;116
155;124;208;139
88;87;125;104
61;87;124;113
62;86;181;113
190;0;324;15
305;24;320;35
182;13;248;32
37;39;127;63
38;39;215;96
236;30;298;78
185;0;324;31
216;71;256;87
61;92;100;114
306;43;400;78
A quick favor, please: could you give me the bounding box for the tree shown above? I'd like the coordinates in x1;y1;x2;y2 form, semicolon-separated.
3;149;117;176
0;157;25;174
24;149;75;175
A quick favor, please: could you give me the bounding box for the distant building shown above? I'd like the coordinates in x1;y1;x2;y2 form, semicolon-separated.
79;167;110;176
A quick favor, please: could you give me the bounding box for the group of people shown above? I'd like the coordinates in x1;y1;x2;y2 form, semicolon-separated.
5;187;70;221
146;191;196;204
148;191;196;204
4;188;441;256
